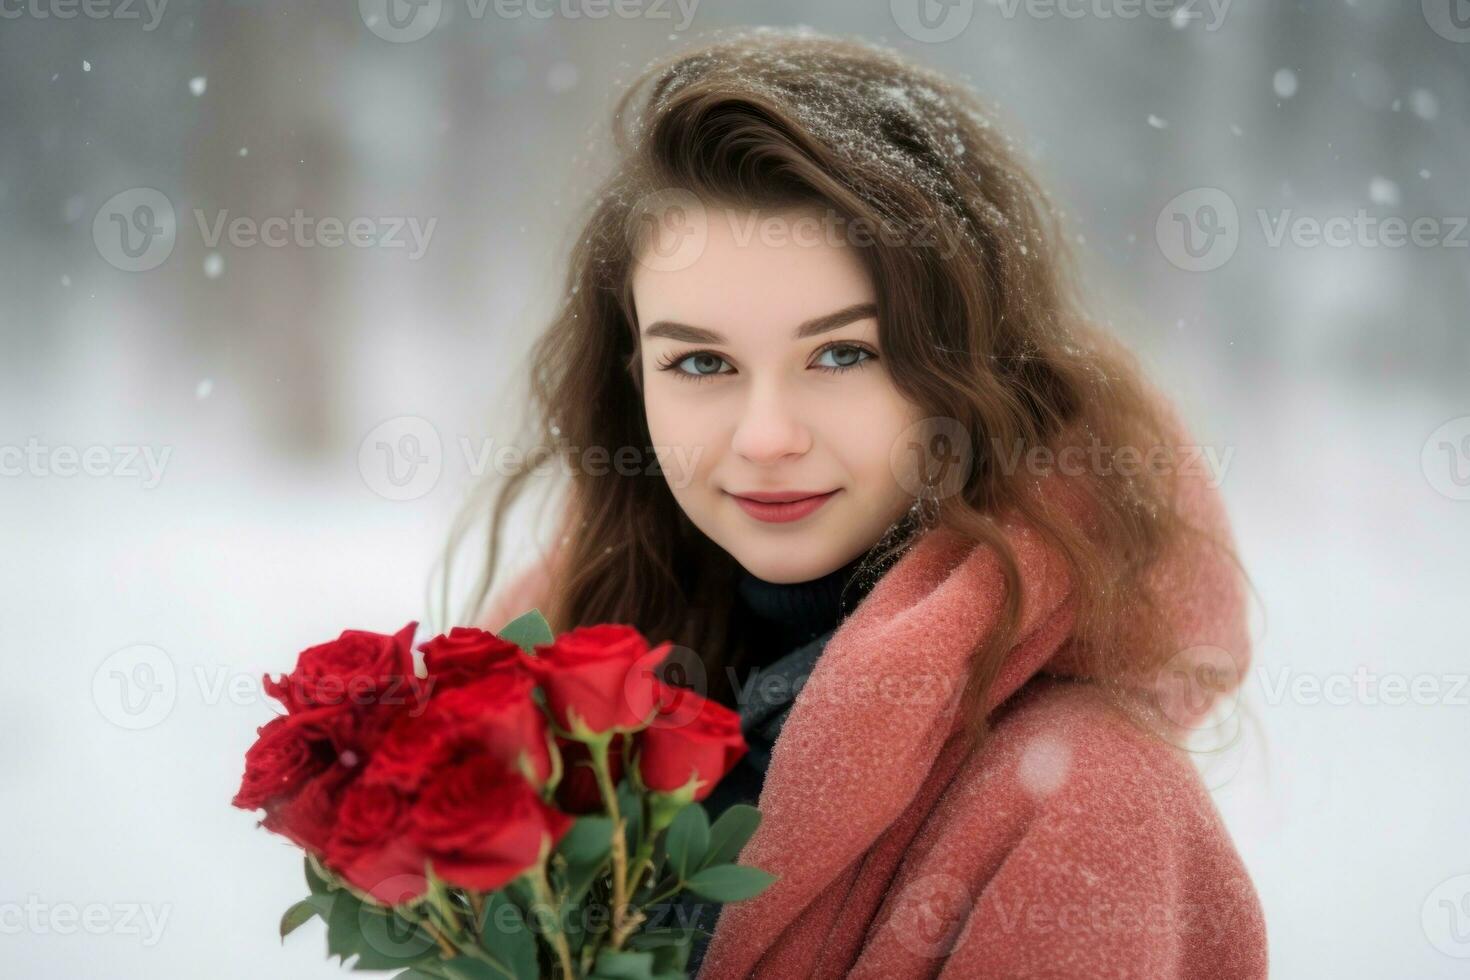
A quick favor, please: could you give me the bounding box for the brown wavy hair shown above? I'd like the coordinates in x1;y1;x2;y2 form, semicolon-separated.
436;28;1244;744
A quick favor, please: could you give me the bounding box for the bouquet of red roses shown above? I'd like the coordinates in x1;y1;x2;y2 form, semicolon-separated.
232;610;772;979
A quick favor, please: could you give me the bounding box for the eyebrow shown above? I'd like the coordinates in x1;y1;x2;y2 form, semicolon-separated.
640;301;878;344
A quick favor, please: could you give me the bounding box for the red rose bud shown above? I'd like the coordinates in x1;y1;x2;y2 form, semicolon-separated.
522;625;672;737
419;627;527;691
636;680;747;804
411;754;574;894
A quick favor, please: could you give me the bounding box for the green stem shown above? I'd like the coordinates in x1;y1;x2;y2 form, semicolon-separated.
398;903;460;960
635;878;684;910
425;870;466;943
526;858;575;979
625;840;656;900
588;733;634;952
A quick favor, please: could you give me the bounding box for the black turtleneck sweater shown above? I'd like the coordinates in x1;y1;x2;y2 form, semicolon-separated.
704;548;882;803
671;510;924;975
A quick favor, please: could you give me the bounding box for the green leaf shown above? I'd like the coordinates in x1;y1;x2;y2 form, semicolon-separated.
326;891;365;963
497;609;554;654
389;971;448;980
558;816;615;865
628;925;699;975
560;895;588;957
663;804;709;881
682;864;776;904
475;890;540;980
279;898;319;941
648;828;669;883
349;906;438;970
440;958;514;980
649;940;693;977
702;804;761;870
626;926;701;951
503;876;537;912
555;816;614;904
589;948;657;980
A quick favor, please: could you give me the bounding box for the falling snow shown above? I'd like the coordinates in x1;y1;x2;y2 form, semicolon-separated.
1408;88;1439;121
1369;176;1400;207
1273;68;1299;99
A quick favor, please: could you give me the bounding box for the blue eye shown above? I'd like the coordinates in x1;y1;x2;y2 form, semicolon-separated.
667;352;733;379
813;344;874;373
654;342;877;383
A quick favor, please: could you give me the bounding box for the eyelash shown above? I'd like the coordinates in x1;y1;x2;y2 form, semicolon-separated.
654;342;877;383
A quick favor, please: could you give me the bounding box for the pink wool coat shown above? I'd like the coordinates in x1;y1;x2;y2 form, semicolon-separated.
481;437;1267;979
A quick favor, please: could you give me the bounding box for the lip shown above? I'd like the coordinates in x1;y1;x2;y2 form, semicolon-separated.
726;489;840;524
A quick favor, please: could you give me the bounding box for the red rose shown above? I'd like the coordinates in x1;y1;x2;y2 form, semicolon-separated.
419;627;526;691
636;681;747;801
237;623;424;860
234;704;378;856
263;622;423;718
523;625;671;736
231;707;340;811
554;733;626;814
363;670;552;791
323;782;428;903
258;763;357;856
411;754;574;894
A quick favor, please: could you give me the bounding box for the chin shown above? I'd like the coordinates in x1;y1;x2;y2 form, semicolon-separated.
729;549;834;584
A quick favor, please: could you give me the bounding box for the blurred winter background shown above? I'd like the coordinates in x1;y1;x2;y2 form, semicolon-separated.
2;0;1467;976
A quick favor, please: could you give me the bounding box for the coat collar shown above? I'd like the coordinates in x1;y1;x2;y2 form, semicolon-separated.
700;427;1252;977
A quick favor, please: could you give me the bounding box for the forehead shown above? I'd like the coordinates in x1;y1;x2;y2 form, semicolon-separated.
631;204;877;341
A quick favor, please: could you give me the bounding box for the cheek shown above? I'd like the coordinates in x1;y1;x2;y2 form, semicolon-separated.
824;386;921;490
642;383;717;488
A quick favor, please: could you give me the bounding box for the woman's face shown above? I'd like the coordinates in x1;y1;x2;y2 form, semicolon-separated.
632;202;925;584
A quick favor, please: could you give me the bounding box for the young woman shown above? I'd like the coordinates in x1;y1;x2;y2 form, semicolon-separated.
448;28;1266;979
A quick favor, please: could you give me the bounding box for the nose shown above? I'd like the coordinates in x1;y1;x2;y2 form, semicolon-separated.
729;380;812;464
